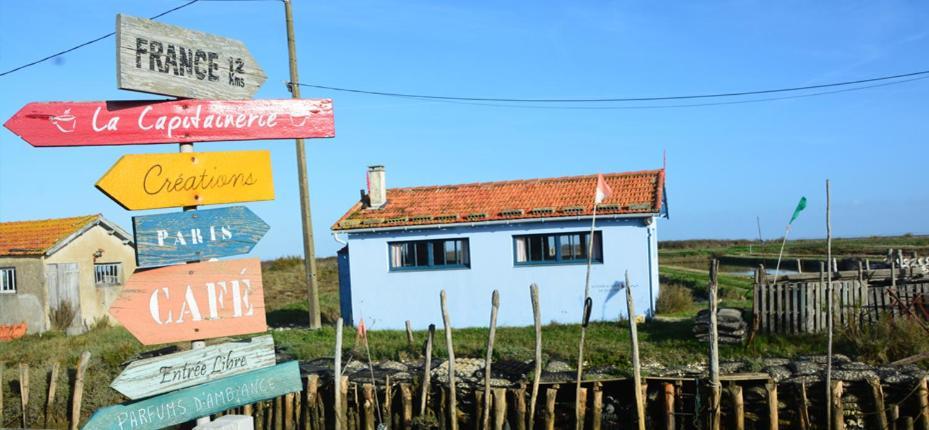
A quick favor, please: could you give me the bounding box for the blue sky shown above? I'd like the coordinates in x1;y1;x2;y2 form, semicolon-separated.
1;1;927;259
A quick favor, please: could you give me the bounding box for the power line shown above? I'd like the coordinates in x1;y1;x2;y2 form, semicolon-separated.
0;0;201;77
413;75;929;110
294;68;929;103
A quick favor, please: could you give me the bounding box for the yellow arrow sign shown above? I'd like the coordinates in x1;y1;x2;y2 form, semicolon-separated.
96;150;274;210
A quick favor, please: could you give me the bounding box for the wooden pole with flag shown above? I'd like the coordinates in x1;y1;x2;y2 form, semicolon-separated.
356;317;384;428
771;196;807;284
574;174;612;430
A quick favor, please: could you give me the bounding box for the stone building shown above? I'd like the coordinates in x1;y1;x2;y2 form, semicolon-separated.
0;214;135;334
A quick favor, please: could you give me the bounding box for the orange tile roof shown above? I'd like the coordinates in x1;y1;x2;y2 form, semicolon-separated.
0;214;100;256
333;169;665;231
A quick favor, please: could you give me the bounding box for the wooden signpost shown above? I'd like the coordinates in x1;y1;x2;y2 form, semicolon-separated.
3;98;334;147
117;14;267;100
96;150;274;210
85;361;301;430
109;258;267;345
111;335;276;400
133;206;270;268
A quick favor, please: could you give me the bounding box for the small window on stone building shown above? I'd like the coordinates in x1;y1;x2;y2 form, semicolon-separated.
94;263;122;286
0;267;15;293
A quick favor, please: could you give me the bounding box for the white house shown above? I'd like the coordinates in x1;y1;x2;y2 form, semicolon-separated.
331;166;668;330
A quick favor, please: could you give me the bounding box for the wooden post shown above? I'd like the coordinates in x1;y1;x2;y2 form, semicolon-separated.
362;384;375;430
420;324;435;416
282;0;322;330
304;375;317;430
662;383;675;430
284;393;295;430
405;320;415;349
440;290;459;430
918;376;929;430
483;289;500;430
529;283;543;430
625;270;646;430
493;388;507;430
826;179;834;430
70;351;91;430
19;362;29;429
255;400;265;430
591;382;603;430
274;395;284;430
401;383;413;430
335;318;344;430
341;377;350;430
383;375;393;430
0;361;4;427
765;382;778;430
797;258;803;273
798;382;810;430
576;387;588;430
474;390;485;430
708;260;721;430
45;362;60;428
515;385;527;430
831;380;844;430
869;377;889;430
730;384;744;430
545;386;558;430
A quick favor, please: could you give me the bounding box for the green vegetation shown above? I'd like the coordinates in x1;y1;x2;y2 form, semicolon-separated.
2;234;928;426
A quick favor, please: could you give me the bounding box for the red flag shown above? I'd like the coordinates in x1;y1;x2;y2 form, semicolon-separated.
357;318;367;339
595;174;613;204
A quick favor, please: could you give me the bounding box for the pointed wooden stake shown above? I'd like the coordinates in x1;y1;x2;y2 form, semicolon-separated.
420;324;436;416
440;290;459;430
483;290;500;430
765;382;778;430
529;284;543;430
625;271;646;430
545;385;558;430
45;362;60;428
70;352;91;430
493;388;507;430
19;362;29;429
334;318;344;430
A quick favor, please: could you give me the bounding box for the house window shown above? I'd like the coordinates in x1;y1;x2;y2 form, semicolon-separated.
0;267;15;293
389;239;470;270
514;231;602;265
94;263;122;286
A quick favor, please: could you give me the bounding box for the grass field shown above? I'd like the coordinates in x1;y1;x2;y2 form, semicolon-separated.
2;235;927;426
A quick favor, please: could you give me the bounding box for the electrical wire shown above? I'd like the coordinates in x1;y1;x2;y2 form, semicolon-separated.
294;68;929;104
0;0;201;77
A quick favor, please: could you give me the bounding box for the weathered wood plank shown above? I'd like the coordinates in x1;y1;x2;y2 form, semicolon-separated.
109;258;267;345
85;361;301;430
112;335;275;399
4;99;334;147
116;14;266;100
134;206;270;267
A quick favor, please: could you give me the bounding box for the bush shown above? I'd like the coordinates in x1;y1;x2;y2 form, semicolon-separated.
49;302;77;331
840;315;929;364
656;283;694;314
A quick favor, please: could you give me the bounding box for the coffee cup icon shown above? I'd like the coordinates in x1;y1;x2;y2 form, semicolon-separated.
289;110;309;127
50;108;77;133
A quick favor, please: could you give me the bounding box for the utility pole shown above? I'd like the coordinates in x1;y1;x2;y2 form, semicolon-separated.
283;0;322;329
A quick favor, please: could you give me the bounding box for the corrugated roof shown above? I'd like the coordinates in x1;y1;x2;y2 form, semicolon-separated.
333;169;665;231
0;214;101;256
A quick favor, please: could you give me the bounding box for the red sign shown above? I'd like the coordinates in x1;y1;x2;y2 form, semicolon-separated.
110;258;267;345
3;99;334;147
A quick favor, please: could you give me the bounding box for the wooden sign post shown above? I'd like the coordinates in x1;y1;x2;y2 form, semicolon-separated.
3;99;334;147
111;335;276;400
84;361;301;430
96;150;274;210
133;206;270;268
110;258;267;345
117;14;267;100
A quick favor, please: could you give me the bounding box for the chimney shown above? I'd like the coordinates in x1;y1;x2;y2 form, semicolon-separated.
366;165;387;209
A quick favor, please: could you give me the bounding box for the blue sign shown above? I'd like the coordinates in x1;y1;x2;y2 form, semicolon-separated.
84;361;301;430
133;206;270;268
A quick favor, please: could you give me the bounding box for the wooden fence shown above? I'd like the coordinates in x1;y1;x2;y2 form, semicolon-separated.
754;265;929;334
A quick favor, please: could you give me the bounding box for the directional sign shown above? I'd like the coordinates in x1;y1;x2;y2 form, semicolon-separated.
3;99;334;147
134;206;270;267
110;258;267;345
111;335;276;400
96;150;274;211
85;361;301;430
117;14;267;100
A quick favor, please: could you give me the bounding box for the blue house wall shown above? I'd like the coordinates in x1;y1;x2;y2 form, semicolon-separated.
338;215;659;330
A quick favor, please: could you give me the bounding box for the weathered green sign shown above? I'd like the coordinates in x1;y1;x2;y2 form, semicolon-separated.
85;361;301;430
